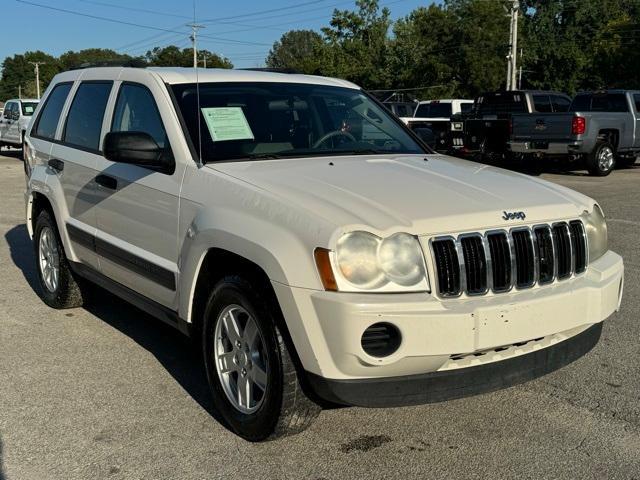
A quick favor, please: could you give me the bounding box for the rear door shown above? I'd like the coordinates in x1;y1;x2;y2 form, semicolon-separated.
633;94;640;148
0;102;15;143
49;80;113;270
93;73;184;308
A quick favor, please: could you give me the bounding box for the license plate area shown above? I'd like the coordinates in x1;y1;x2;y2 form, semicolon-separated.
475;297;589;350
532;141;549;149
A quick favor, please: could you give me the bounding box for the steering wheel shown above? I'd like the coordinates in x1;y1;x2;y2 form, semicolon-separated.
312;130;356;149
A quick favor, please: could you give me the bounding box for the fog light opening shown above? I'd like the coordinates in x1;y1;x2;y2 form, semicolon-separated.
361;322;401;358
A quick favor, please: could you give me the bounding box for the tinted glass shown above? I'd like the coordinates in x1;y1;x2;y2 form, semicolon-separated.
460;103;473;113
551;95;571;112
569;94;590;112
172;82;425;163
34;83;72;139
112;84;168;148
3;103;14;118
532;95;552;113
415;103;453;118
476;93;527;114
634;94;640;112
21;102;38;116
64;82;112;150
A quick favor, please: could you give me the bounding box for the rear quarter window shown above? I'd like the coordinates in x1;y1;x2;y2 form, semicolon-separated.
33;83;72;139
63;82;113;151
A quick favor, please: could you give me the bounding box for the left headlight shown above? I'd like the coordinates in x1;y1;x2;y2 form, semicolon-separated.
316;231;430;293
581;204;608;262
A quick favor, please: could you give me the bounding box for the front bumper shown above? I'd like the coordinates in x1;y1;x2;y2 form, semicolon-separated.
508;140;585;155
273;250;623;385
306;321;602;407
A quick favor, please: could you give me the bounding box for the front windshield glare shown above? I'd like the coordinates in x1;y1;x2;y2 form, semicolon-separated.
171;82;425;162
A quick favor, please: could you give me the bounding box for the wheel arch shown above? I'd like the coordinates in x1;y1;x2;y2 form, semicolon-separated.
597;129;619;150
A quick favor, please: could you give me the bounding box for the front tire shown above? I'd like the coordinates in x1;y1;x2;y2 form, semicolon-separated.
202;276;320;441
34;210;86;309
586;141;616;176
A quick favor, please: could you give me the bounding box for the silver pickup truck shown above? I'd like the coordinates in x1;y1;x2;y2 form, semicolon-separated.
509;90;640;176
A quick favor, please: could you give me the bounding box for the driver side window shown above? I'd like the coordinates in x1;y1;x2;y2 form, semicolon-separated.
111;83;168;149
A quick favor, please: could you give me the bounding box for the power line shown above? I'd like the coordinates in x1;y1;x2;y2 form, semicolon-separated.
72;0;191;19
15;0;270;47
199;0;333;24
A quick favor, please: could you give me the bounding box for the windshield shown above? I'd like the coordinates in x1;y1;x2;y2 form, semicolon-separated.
21;102;38;116
171;82;425;163
415;103;452;118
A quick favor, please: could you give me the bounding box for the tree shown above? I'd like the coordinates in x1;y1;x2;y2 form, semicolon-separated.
319;0;392;89
266;30;324;73
145;46;232;68
59;48;135;70
0;51;59;99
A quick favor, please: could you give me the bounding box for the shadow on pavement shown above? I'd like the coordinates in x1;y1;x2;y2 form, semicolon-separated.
4;224;40;295
3;223;226;431
0;149;22;161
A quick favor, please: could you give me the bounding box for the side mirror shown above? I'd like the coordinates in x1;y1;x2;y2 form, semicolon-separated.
414;127;437;150
103;131;174;173
11;111;19;121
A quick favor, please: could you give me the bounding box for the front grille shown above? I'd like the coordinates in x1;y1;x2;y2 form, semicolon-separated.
430;220;588;297
432;238;461;296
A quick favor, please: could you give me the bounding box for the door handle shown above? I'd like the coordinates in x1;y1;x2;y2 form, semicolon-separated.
48;158;64;172
95;174;117;190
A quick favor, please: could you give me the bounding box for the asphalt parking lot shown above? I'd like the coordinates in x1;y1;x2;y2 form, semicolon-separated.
0;149;639;480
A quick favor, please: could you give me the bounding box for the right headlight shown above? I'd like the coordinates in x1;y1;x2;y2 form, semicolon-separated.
317;231;430;293
581;204;608;262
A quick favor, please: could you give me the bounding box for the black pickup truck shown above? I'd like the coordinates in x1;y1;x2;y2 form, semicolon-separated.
454;90;572;159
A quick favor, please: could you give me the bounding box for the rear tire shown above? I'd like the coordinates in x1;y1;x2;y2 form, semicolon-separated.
586;141;615;176
34;210;86;309
202;276;320;441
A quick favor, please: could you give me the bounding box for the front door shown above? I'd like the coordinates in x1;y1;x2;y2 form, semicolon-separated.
93;79;184;308
0;102;16;143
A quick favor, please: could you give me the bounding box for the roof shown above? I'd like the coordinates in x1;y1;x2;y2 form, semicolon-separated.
4;98;39;103
147;67;361;89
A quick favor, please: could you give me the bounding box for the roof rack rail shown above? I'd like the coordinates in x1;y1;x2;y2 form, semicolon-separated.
238;67;301;74
68;59;148;70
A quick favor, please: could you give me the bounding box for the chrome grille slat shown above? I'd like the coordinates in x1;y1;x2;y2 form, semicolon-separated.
429;220;587;298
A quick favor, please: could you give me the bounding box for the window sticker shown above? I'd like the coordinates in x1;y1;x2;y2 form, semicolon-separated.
201;107;254;142
24;105;34;114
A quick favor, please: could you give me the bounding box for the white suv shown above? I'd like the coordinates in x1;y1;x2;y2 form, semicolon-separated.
0;98;39;155
24;67;624;441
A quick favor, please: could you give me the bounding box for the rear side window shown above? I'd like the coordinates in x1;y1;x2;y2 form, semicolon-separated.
21;102;38;116
551;95;571;112
570;94;591;112
111;83;168;148
63;82;112;151
634;94;640;112
572;93;629;113
460;103;473;113
532;95;552;113
33;83;72;139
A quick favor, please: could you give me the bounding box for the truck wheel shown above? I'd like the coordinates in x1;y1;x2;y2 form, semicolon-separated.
202;276;320;441
34;210;87;309
587;141;615;176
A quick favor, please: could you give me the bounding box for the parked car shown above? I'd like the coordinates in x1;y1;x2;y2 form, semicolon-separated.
401;99;473;152
24;67;623;441
509;90;640;176
456;90;571;159
0;98;39;156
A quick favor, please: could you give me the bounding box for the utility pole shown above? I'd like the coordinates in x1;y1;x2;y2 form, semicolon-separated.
505;0;519;91
187;23;205;68
18;85;22;100
29;62;46;99
201;55;207;68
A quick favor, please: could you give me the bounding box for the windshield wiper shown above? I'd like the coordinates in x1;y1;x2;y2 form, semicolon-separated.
247;153;282;159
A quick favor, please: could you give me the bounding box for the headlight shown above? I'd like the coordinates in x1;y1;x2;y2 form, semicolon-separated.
581;204;608;262
326;231;429;292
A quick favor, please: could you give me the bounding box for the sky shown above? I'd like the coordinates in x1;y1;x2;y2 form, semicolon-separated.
4;0;429;68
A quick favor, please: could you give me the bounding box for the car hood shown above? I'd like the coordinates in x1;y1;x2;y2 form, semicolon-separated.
208;154;593;237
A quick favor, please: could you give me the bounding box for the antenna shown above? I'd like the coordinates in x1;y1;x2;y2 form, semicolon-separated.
191;0;203;165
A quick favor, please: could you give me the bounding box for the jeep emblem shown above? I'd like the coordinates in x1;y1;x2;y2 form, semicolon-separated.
502;211;526;221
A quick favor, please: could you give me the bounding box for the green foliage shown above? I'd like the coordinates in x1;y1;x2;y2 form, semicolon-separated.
266;30;324;73
144;46;232;69
0;46;232;101
266;0;640;97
